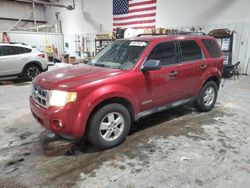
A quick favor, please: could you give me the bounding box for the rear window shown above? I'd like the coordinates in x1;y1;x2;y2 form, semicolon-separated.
202;39;222;58
179;40;202;62
1;46;31;56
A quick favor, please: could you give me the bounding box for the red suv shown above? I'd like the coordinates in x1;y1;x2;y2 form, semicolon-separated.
30;35;224;149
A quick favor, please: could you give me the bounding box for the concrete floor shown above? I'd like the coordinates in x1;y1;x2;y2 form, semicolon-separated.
0;76;250;188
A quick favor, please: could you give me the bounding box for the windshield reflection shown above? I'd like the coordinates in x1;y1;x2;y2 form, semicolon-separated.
88;40;148;70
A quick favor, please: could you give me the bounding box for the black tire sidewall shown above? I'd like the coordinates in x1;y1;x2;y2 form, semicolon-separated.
87;103;131;149
196;81;218;112
23;64;41;81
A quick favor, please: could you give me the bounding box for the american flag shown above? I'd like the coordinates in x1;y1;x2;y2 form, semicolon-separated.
113;0;157;30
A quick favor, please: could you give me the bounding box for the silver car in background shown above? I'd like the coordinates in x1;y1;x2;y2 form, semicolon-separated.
0;42;48;80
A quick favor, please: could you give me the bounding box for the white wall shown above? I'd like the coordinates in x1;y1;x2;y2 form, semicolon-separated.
44;0;250;72
46;0;112;34
0;0;46;32
45;0;112;54
156;0;250;28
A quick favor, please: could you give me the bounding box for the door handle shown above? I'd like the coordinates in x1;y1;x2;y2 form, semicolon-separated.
169;71;178;77
200;64;207;70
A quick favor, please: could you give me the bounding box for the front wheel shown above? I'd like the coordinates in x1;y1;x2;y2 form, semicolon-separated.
195;81;218;112
87;103;131;149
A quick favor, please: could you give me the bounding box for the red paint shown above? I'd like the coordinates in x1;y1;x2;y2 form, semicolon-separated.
30;35;224;138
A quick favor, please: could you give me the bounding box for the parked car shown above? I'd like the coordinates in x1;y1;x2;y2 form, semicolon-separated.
0;42;48;80
30;34;224;149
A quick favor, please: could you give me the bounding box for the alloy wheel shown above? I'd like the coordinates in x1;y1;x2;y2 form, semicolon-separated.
26;66;41;79
203;86;215;106
99;112;125;142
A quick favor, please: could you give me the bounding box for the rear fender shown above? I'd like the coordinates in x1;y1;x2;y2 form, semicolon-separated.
196;67;221;96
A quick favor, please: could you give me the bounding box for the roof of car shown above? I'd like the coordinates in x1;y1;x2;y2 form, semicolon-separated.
126;34;215;42
0;42;33;48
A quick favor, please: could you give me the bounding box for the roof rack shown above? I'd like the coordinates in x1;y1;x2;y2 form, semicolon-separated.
0;42;28;45
170;31;206;35
137;31;206;37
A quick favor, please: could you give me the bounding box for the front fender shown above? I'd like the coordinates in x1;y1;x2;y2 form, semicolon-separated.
74;84;139;136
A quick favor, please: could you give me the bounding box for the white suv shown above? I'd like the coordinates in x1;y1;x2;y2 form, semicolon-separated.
0;43;48;80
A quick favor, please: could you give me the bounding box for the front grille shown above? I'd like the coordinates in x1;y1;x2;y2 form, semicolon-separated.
31;84;50;108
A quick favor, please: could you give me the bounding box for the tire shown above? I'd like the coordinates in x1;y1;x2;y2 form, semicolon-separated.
195;81;218;112
87;103;131;149
23;64;42;81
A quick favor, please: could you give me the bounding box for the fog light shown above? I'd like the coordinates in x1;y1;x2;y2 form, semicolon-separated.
53;120;64;129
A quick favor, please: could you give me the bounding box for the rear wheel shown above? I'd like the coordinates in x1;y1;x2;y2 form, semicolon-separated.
195;81;218;112
23;64;42;81
87;103;131;149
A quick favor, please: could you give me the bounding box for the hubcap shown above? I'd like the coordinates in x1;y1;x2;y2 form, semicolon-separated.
99;112;125;142
27;67;40;79
204;86;215;107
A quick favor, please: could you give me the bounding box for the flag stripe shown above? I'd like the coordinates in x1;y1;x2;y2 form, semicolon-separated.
114;17;156;24
113;13;156;21
113;0;157;30
129;4;156;11
129;6;156;14
129;0;156;7
113;9;156;18
129;0;154;2
132;25;155;29
113;25;155;31
113;19;156;27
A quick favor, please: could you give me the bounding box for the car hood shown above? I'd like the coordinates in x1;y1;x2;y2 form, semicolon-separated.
34;64;124;90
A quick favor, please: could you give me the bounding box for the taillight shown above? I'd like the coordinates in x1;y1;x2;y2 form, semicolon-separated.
38;53;45;58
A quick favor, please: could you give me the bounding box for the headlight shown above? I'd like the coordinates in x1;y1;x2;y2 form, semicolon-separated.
49;90;77;107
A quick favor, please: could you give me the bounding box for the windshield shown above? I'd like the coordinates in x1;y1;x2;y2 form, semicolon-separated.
88;40;148;70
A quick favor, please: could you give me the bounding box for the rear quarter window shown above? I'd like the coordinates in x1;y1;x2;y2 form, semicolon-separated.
21;47;32;54
202;39;222;58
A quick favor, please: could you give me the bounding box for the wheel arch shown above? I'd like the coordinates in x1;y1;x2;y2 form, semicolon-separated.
88;96;135;122
84;96;135;136
195;75;220;98
21;61;42;75
203;76;220;89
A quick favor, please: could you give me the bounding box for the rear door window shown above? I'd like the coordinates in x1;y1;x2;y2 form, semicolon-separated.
147;41;178;66
202;39;222;58
179;40;202;62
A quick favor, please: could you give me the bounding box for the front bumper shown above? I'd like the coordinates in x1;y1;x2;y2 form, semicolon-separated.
29;96;85;138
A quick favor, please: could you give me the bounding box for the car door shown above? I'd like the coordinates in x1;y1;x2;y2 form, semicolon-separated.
0;46;4;76
0;46;25;76
171;39;205;99
137;40;181;112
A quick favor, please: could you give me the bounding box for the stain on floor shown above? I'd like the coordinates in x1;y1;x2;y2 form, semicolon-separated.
0;77;250;188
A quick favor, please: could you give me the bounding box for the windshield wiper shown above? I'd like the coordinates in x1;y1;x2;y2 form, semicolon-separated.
94;63;111;68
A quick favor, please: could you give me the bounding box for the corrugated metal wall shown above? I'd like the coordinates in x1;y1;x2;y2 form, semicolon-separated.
5;31;64;58
63;33;96;57
177;22;250;74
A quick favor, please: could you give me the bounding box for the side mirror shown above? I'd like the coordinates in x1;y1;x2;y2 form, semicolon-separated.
141;59;161;72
